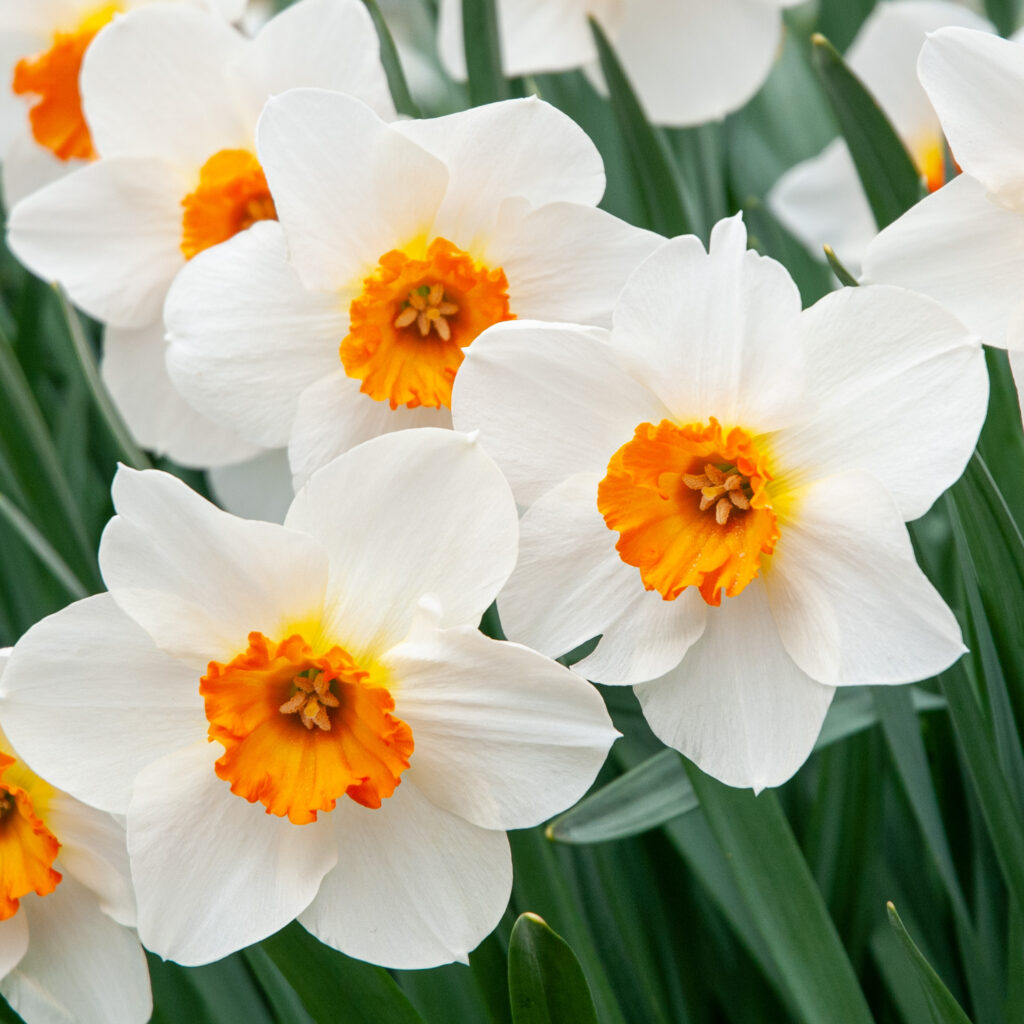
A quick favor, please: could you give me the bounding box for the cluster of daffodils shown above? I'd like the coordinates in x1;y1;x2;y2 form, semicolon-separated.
0;0;1003;1020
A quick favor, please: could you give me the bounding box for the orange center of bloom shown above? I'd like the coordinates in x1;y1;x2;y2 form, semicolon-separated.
180;149;278;261
201;632;414;825
341;237;514;410
11;4;121;162
0;752;62;921
598;418;780;607
912;134;956;194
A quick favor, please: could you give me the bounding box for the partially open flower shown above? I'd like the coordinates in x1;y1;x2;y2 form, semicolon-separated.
0;430;617;968
0;653;150;1024
453;215;987;790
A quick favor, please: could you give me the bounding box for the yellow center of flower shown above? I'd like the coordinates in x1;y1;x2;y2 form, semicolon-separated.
341;237;514;410
0;752;62;921
10;3;121;162
180;149;278;261
912;134;953;194
598;418;780;607
200;632;414;825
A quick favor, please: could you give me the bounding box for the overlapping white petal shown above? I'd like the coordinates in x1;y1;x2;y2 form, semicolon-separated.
764;473;965;687
299;778;511;970
634;584;835;792
388;621;617;829
285;429;517;658
129;741;337;965
0;594;205;813
100;467;329;667
2;876;151;1024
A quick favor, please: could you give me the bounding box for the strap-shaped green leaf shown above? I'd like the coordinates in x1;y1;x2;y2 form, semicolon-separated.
462;0;507;106
261;923;427;1024
886;903;973;1024
508;914;598;1024
810;34;923;229
361;0;420;117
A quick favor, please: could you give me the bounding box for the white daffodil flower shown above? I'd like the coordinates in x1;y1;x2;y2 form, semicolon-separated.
452;216;986;791
768;0;992;272
6;0;394;470
0;653;151;1024
0;0;249;206
436;0;805;127
0;430;617;969
862;26;1024;420
163;89;663;486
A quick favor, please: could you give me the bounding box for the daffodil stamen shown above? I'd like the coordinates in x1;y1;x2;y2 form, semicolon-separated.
393;282;461;342
599;418;779;606
279;669;341;731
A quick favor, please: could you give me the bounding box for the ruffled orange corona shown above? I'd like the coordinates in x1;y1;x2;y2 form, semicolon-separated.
598;418;779;607
181;149;278;261
0;752;62;920
341;237;514;409
201;632;414;825
11;4;121;162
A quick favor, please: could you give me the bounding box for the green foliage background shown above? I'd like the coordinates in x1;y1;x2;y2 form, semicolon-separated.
2;0;1023;1021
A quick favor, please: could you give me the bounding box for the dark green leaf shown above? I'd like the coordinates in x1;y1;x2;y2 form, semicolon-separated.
685;765;875;1024
261;922;427;1024
824;244;859;287
589;17;689;237
983;0;1019;37
508;914;598;1024
886;903;973;1024
461;0;507;105
361;0;420;117
810;34;923;228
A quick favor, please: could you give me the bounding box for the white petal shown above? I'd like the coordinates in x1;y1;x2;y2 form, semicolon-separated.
287;370;450;489
863;173;1024;349
285;429;517;657
452;321;668;507
46;794;135;926
634;583;834;791
767;138;876;271
129;741;337;965
0;594;205;814
609;218;806;433
918;27;1024;205
81;4;251;164
165;220;346;449
103;322;262;468
208;448;295;525
773;284;987;520
385;623;616;830
258;90;448;291
299;778;511;969
393;98;605;246
4;877;151;1024
602;0;782;126
0;912;28;983
764;472;965;686
497;474;707;683
100;467;329;667
7;157;189;328
487;200;664;327
245;0;395;120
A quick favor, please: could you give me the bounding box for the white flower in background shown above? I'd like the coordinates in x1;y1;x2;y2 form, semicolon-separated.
862;26;1024;419
0;0;249;205
452;216;986;790
768;0;992;271
0;652;150;1024
437;0;805;127
164;89;662;486
0;431;617;968
6;0;394;470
